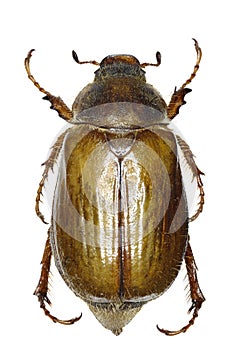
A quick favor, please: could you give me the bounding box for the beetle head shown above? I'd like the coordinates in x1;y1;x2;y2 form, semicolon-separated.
95;54;146;80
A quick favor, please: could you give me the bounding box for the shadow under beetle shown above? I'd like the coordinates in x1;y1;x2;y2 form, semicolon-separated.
25;39;205;336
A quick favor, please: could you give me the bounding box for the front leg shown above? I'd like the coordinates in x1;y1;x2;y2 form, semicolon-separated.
167;39;202;120
25;49;73;121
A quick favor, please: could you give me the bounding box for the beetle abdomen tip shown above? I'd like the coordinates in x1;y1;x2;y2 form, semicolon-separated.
88;302;142;335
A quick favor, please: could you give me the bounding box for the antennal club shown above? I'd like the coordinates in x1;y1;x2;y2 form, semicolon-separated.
141;51;161;68
72;50;100;66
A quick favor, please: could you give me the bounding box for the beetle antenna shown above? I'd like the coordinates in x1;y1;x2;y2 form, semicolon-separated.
180;39;202;89
72;50;100;66
140;52;161;68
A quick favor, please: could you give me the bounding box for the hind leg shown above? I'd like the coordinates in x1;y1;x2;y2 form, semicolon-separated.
157;242;205;335
34;227;82;325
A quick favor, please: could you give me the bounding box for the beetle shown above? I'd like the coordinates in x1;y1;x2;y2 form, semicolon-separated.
25;39;205;336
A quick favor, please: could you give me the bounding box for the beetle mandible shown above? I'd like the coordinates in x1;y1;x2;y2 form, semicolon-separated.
25;39;205;336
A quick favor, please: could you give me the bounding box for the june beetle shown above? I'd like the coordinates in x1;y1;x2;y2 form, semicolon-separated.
25;39;205;336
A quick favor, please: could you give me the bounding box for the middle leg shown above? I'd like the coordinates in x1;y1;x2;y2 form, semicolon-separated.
35;128;69;224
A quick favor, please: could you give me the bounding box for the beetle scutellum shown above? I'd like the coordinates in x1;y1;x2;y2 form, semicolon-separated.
25;39;205;336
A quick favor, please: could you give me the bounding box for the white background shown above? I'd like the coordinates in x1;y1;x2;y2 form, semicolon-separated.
1;0;241;349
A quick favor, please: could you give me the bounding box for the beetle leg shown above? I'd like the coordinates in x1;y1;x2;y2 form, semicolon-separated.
25;49;73;121
34;228;82;325
176;135;205;222
167;39;202;120
36;129;69;224
157;242;205;336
